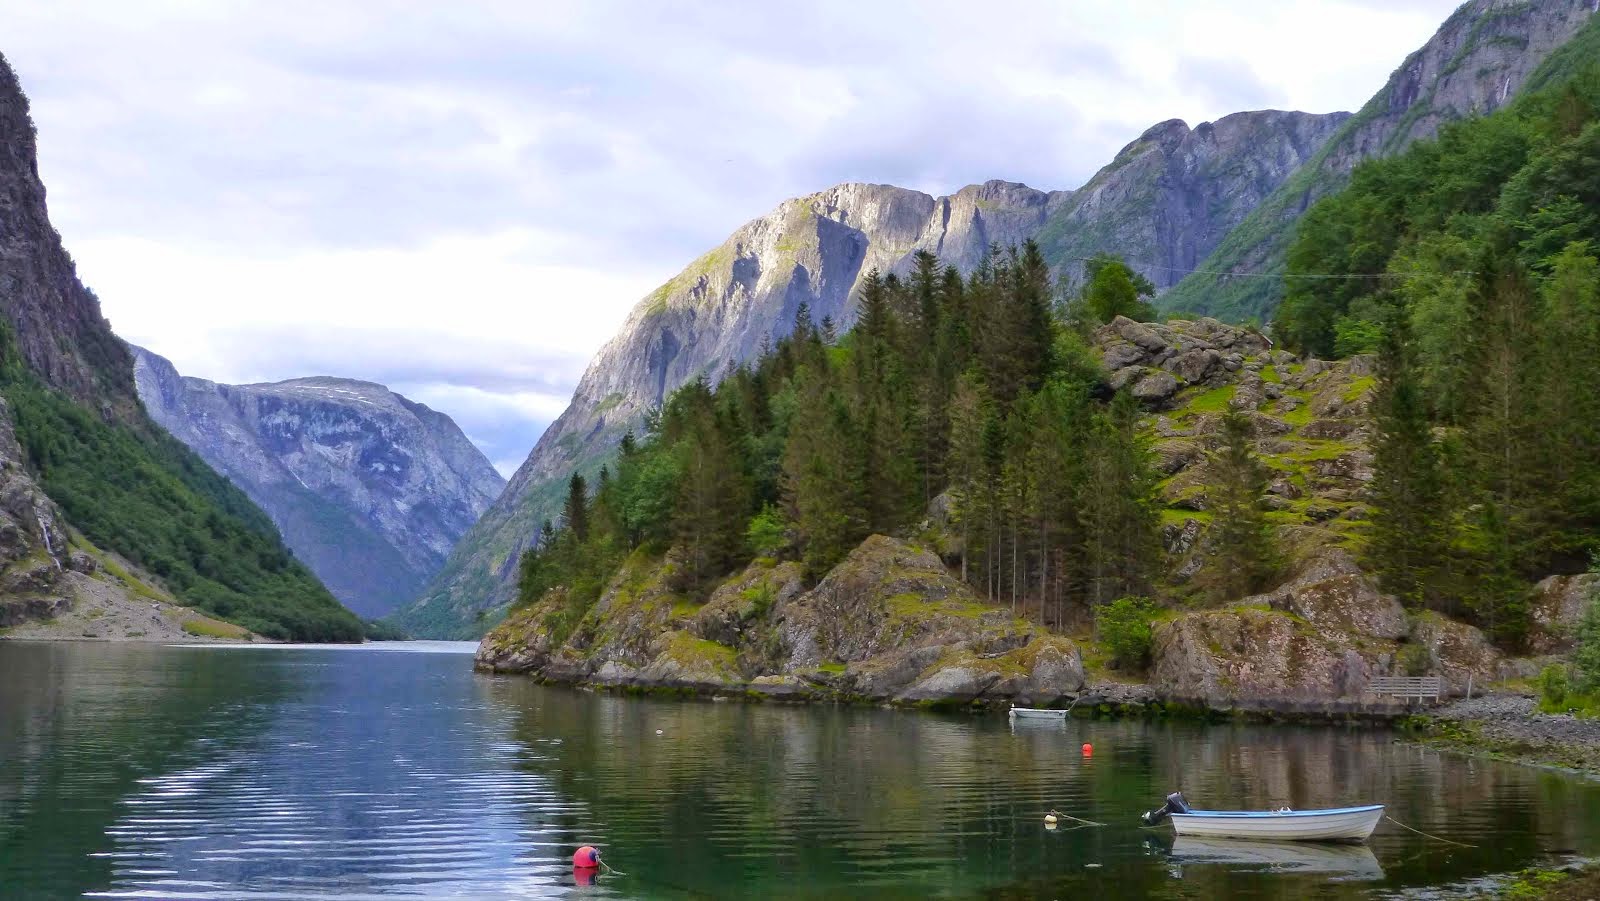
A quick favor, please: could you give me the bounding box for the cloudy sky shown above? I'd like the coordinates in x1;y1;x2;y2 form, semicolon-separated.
4;0;1461;476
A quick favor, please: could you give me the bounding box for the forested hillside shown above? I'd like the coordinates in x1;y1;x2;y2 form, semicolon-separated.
1271;55;1600;646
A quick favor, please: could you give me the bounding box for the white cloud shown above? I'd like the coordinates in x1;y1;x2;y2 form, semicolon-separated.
0;0;1464;468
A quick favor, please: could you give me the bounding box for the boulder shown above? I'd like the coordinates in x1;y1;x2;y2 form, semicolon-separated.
1165;348;1222;384
1527;573;1598;654
1410;613;1514;693
1150;608;1383;706
1256;547;1408;640
1131;370;1180;403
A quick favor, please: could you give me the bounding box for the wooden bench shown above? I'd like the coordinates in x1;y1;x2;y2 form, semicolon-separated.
1368;676;1443;704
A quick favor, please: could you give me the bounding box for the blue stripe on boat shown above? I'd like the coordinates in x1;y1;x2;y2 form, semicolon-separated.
1173;805;1384;818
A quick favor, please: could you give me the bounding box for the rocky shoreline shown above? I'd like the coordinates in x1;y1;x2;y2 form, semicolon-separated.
1408;694;1600;775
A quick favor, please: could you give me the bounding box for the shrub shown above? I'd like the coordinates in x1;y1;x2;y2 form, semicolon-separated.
1539;663;1569;713
1096;596;1158;671
1398;643;1432;677
745;504;789;559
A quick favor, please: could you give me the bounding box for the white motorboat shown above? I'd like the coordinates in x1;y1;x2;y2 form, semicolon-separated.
1142;792;1384;842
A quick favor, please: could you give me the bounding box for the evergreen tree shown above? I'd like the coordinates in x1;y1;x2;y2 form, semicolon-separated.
1204;410;1277;600
562;472;589;542
1366;315;1449;608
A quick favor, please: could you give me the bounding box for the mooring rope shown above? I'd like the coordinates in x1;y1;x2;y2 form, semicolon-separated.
1383;814;1476;848
600;858;629;877
1047;809;1107;828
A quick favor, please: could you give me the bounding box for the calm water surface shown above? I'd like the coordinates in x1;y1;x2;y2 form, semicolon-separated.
3;640;1599;899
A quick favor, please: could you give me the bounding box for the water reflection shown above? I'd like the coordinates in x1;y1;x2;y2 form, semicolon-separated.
1164;837;1384;880
4;641;1600;900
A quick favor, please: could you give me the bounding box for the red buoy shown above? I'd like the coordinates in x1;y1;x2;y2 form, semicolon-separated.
573;846;601;869
1082;743;1093;756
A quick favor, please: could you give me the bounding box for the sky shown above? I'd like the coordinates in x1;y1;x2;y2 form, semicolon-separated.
2;0;1464;477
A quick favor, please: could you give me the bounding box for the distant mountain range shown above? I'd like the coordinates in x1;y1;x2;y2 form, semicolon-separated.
395;0;1600;638
132;348;505;619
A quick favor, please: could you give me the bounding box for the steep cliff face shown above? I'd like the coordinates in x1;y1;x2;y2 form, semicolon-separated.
0;55;137;421
1035;110;1349;291
132;347;505;619
1162;0;1600;320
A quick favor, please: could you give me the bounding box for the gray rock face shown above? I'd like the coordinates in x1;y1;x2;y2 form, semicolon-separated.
0;54;140;421
1164;0;1600;319
1035;111;1349;290
131;347;505;618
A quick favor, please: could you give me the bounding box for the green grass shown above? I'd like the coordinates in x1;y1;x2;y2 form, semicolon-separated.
1342;376;1376;403
1179;385;1236;415
181;617;253;640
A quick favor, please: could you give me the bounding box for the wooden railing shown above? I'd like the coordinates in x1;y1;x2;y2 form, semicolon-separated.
1367;676;1443;703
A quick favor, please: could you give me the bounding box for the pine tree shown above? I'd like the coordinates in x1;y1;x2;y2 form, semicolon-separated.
1463;261;1546;642
1204;410;1277;600
562;472;589;542
1366;316;1449;608
1535;244;1600;555
1080;391;1161;604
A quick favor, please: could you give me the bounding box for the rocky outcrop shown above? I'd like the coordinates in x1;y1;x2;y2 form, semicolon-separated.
1095;316;1272;407
1527;573;1599;654
132;347;505;619
1255;548;1407;641
1163;0;1600;320
476;536;1085;706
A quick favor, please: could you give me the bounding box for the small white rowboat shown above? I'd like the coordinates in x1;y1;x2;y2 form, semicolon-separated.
1143;792;1384;842
1008;707;1069;719
1171;805;1385;842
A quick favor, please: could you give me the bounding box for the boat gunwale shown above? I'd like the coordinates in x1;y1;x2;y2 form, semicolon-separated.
1171;804;1383;820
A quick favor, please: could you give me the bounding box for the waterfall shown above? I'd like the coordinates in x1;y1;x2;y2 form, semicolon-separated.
35;513;62;571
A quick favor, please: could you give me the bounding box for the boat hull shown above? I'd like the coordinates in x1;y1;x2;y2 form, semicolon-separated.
1008;708;1069;719
1170;805;1384;842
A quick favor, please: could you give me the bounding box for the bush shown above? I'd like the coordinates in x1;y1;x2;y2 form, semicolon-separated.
1096;596;1158;671
1539;664;1569;713
1398;643;1432;677
745;504;789;559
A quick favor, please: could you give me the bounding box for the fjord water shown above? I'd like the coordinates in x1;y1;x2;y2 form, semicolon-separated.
4;643;1600;900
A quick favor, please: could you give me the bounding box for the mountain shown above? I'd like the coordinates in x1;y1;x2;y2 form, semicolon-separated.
402;0;1600;639
0;52;361;641
398;113;1352;636
131;349;506;618
1034;110;1349;290
1159;0;1600;321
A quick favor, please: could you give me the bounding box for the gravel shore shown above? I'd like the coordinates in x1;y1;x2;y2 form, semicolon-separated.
1428;693;1600;773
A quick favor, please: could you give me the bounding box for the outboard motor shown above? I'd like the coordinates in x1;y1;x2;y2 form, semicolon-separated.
1140;791;1190;826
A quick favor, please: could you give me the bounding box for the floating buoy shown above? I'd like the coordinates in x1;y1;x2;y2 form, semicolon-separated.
1082;743;1093;756
656;729;663;735
573;846;601;869
1044;812;1059;826
1044;821;1058;832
